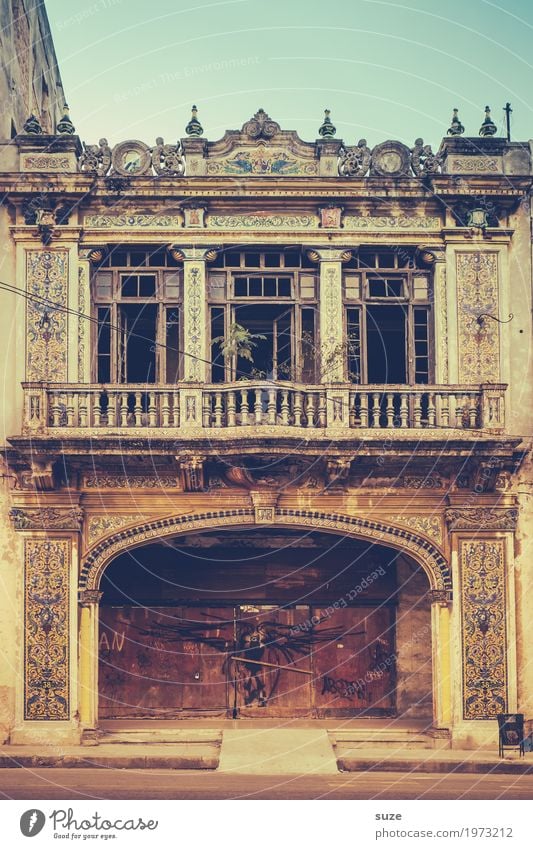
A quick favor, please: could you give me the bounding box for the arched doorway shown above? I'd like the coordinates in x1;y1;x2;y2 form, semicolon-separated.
95;527;433;721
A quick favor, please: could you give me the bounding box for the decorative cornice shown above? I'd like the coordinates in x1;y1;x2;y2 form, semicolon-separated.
445;506;518;531
10;506;83;531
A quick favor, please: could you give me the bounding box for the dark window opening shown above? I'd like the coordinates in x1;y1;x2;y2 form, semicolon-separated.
346;308;362;384
210;306;226;383
366;305;407;384
234;276;292;298
96;307;111;383
232;304;294;380
120;274;156;298
165;308;180;383
414;308;430;384
301;307;317;383
368;277;405;299
119;304;157;383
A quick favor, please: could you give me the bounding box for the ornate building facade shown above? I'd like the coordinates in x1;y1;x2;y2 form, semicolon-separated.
0;97;531;749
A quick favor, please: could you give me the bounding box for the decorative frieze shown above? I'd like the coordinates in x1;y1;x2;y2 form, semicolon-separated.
11;507;83;531
460;539;507;719
24;539;70;720
344;215;440;230
84;212;182;228
446;506;518;531
83;474;179;489
26;250;69;382
207;213;317;229
449;157;500;173
456;252;500;383
205;148;319;176
21;154;71;171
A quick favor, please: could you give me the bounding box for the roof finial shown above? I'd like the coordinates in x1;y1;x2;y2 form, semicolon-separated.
479;105;497;137
185;105;203;137
318;108;336;139
447;107;464;136
23;113;43;135
56;104;75;135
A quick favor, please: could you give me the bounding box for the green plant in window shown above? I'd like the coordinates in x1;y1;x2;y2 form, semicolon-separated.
212;322;266;373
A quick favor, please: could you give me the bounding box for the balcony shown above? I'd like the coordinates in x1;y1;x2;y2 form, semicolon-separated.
22;381;507;436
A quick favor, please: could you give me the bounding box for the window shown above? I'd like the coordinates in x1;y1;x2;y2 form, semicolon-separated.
92;248;182;383
343;250;433;385
208;249;318;383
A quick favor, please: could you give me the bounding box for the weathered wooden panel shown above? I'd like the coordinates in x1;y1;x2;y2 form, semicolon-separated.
99;603;396;718
312;606;396;715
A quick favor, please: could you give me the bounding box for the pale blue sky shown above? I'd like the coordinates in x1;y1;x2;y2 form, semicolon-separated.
45;0;533;147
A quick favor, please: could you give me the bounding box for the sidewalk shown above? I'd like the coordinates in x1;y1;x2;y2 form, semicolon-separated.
0;739;532;774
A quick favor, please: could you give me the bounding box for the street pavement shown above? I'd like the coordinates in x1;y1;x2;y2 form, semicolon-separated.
0;769;532;800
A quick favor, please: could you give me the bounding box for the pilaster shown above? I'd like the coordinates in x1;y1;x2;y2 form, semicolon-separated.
172;246;216;382
312;248;352;383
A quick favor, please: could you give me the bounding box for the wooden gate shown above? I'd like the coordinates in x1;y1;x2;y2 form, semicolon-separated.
99;603;396;718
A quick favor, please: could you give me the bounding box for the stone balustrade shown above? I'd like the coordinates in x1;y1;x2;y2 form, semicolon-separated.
22;382;507;434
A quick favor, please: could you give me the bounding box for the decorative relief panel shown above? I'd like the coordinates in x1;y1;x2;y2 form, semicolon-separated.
88;515;144;543
456;252;500;383
436;265;449;383
446;507;518;531
78;265;87;382
344;215;440;230
83;474;179;489
84;212;182;228
21;154;71;171
460;539;507;719
205;147;319;176
320;263;344;382
183;264;205;382
449;157;500;173
24;539;70;720
207;214;317;229
11;507;83;531
26;250;69;382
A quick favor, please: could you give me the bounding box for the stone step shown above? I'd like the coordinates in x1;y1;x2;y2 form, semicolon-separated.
330;729;434;751
97;729;222;745
218;728;338;774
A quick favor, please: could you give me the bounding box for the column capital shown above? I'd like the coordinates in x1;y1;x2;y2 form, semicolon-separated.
168;245;218;262
78;247;104;262
427;589;452;607
79;590;103;607
306;247;353;263
417;245;446;264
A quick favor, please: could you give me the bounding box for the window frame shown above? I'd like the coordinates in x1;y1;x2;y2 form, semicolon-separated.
343;262;434;386
91;256;182;384
207;249;319;383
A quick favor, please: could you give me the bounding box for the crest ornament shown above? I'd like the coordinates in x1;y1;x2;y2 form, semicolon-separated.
339;139;371;176
185;104;204;137
242;108;280;140
79;138;112;175
151;137;184;176
410;138;442;175
370;140;411;177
